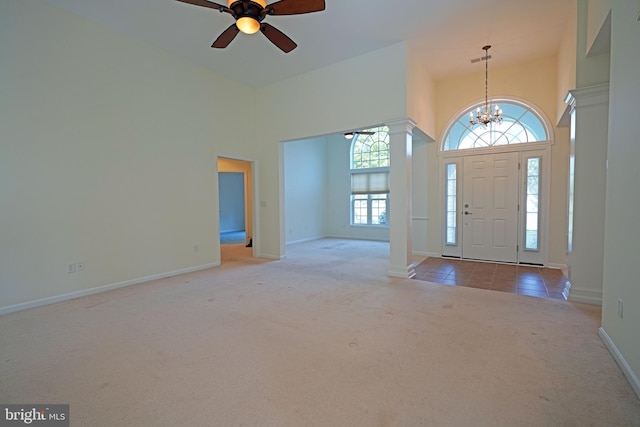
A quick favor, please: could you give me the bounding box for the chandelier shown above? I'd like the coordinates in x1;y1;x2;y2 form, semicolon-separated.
469;45;502;127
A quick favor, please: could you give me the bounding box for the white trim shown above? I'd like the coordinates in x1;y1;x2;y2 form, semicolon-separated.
0;263;220;316
518;148;551;265
440;147;552;265
437;96;555;265
565;285;603;306
599;327;640;400
441;159;462;257
414;251;441;258
565;83;610;111
286;236;324;245
439;140;554;159
256;252;285;260
387;264;416;279
439;97;554;154
547;263;568;270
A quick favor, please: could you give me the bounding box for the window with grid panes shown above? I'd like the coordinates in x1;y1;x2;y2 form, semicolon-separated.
350;127;390;225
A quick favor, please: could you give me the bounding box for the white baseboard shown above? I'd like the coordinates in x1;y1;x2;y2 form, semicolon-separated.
565;285;603;306
599;327;640;400
0;262;220;316
420;252;441;258
412;251;431;257
387;265;416;279
258;254;285;260
547;263;568;270
286;236;323;245
424;252;442;258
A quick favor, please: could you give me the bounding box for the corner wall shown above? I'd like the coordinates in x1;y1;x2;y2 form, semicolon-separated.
255;43;410;258
600;0;640;397
0;1;256;312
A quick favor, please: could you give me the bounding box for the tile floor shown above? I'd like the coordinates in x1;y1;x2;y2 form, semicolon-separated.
413;257;569;300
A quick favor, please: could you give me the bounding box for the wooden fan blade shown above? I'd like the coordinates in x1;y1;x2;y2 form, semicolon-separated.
175;0;228;12
212;24;240;48
266;0;325;16
260;23;297;53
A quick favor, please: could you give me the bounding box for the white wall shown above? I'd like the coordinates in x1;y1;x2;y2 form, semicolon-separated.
255;43;410;258
586;0;613;51
576;0;611;87
283;137;328;244
0;1;256;311
411;138;431;256
406;45;436;256
600;0;640;395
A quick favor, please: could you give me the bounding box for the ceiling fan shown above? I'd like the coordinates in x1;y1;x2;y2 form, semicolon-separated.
344;131;375;140
176;0;326;53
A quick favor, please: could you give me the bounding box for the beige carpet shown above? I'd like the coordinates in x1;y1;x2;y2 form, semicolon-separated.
1;239;639;426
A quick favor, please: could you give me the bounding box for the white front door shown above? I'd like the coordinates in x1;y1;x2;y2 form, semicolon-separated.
462;152;519;262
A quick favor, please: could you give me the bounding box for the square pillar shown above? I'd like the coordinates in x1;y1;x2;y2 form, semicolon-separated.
564;83;609;305
387;119;416;278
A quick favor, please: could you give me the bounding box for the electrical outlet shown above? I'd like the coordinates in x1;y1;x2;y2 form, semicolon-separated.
67;263;76;274
77;261;85;272
194;245;199;253
617;299;623;319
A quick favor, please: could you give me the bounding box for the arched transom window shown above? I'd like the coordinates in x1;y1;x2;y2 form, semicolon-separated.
443;99;549;151
351;126;390;169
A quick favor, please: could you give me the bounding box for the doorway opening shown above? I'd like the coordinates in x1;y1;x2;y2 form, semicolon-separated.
217;157;254;261
440;98;553;265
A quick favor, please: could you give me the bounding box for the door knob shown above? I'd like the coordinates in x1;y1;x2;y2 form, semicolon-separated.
464;211;472;215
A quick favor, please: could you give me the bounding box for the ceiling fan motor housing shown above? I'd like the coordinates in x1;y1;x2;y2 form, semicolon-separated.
227;0;267;19
227;0;268;34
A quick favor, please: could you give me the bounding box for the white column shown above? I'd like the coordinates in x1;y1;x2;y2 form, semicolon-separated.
564;83;609;305
387;119;416;278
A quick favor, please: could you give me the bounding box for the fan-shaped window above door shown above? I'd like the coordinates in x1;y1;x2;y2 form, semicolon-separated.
443;99;549;151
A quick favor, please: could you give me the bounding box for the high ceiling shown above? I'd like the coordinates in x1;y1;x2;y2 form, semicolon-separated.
44;0;574;88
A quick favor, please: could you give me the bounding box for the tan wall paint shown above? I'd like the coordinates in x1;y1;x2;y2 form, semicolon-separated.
557;2;578;125
427;56;569;267
407;44;436;139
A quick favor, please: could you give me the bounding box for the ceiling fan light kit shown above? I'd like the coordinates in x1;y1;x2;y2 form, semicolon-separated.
228;0;265;34
176;0;325;52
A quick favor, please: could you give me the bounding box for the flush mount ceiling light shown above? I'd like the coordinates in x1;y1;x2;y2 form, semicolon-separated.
469;45;503;127
176;0;325;53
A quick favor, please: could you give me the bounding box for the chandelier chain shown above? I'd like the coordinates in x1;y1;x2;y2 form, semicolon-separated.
470;45;503;128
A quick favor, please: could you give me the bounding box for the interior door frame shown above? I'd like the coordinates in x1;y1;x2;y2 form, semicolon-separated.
217;156;256;258
439;143;552;265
